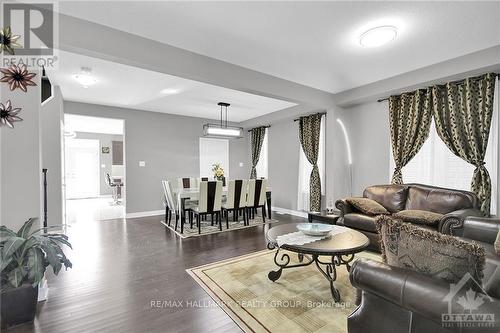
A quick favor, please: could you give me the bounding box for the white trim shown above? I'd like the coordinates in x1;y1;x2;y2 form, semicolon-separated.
126;210;164;218
271;206;308;218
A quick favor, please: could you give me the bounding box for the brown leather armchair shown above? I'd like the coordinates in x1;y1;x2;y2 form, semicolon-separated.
348;216;500;333
335;184;484;250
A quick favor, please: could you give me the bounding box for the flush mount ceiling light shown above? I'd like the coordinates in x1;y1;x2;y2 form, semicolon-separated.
203;102;243;139
73;67;98;88
160;88;180;95
359;26;397;47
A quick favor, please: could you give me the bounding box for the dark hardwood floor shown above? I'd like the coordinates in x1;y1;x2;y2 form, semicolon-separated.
5;210;306;333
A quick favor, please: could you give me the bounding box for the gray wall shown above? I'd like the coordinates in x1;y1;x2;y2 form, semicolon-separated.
72;131;124;196
267;119;301;210
342;101;391;196
64;101;247;214
229;136;250;180
40;86;65;226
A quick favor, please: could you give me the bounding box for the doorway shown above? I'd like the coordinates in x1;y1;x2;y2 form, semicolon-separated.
63;114;125;223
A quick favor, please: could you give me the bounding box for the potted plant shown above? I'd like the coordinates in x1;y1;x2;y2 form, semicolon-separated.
212;163;225;181
0;218;72;328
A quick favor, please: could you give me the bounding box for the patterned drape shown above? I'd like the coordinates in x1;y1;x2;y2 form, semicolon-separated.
432;73;496;215
389;90;432;184
299;113;323;212
250;126;266;179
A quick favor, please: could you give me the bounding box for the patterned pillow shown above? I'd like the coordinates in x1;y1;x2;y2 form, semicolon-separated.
495;229;500;255
393;209;444;226
375;215;485;284
346;197;389;216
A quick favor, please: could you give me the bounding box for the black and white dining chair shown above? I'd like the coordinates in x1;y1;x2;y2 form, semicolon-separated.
191;181;223;234
162;180;195;231
178;177;197;189
246;179;268;224
222;180;248;228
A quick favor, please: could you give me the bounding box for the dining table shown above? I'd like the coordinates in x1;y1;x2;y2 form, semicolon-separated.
173;187;272;233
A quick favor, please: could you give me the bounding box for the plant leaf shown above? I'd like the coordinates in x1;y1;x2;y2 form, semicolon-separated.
1;236;25;260
0;226;16;240
0;257;12;271
8;266;27;288
47;234;72;249
17;218;37;238
27;248;45;285
39;241;62;274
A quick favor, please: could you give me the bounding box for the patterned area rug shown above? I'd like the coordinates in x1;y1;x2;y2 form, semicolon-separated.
163;214;280;238
187;249;381;332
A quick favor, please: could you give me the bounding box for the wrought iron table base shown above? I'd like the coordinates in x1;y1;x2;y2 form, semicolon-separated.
267;244;355;302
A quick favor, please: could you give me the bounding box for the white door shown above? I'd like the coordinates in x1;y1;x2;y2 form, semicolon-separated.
199;138;229;179
64;139;100;199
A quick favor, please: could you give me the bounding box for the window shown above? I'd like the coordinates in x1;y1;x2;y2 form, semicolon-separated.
298;117;326;211
199;138;229;178
390;78;499;214
255;129;268;179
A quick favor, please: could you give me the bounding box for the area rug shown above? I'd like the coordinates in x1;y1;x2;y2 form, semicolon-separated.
162;214;280;238
187;249;381;332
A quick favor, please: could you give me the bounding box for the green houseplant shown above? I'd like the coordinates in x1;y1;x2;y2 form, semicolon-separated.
0;218;72;328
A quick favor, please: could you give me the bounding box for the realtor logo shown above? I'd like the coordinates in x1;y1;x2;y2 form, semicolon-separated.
442;273;495;329
1;1;58;68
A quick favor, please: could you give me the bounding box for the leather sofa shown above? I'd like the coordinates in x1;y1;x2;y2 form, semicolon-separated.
335;183;484;250
348;216;500;333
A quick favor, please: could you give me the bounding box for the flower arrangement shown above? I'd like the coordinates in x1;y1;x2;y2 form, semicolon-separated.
212;163;225;180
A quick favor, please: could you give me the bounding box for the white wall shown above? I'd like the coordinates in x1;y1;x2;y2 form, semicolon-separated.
1;72;43;231
41;86;64;226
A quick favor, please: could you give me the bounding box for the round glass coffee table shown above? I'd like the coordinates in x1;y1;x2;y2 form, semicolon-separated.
266;223;369;302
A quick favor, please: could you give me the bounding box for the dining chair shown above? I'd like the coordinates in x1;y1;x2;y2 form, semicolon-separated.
246;179;268;224
191;181;223;234
222;180;248;228
178;177;197;189
162;180;195;231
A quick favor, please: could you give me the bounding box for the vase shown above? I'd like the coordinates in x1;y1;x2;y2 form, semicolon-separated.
1;283;38;328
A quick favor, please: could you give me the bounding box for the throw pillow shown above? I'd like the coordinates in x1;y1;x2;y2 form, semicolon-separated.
375;215;485;284
393;209;444;226
346;197;389;216
495;229;500;255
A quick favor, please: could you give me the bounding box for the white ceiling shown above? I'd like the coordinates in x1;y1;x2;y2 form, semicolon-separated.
58;1;500;93
65;114;124;135
48;51;296;122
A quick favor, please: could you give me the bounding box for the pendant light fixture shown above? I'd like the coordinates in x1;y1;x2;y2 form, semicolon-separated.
203;102;243;138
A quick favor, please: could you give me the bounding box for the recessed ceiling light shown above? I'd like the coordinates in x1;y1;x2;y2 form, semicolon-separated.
359;26;397;48
160;88;180;95
73;67;98;88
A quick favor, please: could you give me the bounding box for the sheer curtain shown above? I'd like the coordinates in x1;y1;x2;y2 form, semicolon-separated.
255;129;268;179
298;117;325;211
390;77;499;214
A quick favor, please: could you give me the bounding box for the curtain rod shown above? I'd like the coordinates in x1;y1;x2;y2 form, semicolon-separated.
247;125;271;132
293;112;327;122
377;73;500;103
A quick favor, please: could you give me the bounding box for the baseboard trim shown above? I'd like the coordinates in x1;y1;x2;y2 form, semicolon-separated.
271;207;308;218
126;210;164;219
